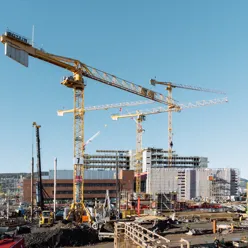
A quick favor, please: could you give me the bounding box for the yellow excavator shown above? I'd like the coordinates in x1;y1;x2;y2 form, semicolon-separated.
39;210;54;227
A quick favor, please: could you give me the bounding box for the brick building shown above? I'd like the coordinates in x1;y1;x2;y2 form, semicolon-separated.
23;170;134;203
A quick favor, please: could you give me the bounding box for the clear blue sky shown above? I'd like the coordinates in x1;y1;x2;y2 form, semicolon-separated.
0;1;246;177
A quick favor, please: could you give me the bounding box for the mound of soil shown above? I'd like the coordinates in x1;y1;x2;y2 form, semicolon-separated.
24;224;98;248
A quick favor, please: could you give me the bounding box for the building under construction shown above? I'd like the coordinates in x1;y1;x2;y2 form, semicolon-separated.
141;147;209;168
146;167;239;201
1;148;239;203
84;150;131;170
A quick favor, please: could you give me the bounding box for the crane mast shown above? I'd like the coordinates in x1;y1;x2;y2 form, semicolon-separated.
167;85;173;167
61;74;85;205
136;115;145;194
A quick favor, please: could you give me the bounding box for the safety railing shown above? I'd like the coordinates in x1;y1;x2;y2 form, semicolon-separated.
114;222;191;248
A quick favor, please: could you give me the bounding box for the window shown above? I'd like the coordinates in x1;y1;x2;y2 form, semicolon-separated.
43;183;53;187
84;183;116;187
84;190;116;194
56;191;73;194
57;183;73;187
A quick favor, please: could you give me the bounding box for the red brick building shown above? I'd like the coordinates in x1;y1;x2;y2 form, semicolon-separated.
23;170;134;203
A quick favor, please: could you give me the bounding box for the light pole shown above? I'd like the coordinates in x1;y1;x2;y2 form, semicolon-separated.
115;151;123;219
115;151;119;219
54;157;57;219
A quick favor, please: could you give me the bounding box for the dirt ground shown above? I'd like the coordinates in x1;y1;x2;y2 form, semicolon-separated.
22;218;248;247
66;242;114;248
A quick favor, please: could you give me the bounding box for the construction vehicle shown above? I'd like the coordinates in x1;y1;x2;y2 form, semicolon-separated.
39;210;54;227
0;29;176;223
111;98;228;213
150;79;226;166
33;122;44;210
94;190;116;240
33;122;53;226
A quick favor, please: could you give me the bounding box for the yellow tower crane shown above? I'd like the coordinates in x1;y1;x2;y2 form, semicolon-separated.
58;100;156;215
0;30;178;222
150;79;226;167
111;97;228;201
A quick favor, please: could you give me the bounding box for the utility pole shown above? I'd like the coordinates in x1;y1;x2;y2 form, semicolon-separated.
31;156;34;222
116;152;119;219
246;182;248;215
31;122;34;222
6;190;9;220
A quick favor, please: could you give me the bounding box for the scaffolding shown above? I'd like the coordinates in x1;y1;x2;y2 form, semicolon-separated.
143;147;209;168
156;192;177;212
84;150;130;169
209;170;231;202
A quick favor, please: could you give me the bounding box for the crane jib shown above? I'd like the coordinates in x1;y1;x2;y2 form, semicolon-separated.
1;32;175;106
82;71;167;104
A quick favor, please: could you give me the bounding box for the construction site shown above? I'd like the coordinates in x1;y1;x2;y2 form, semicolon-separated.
0;11;247;248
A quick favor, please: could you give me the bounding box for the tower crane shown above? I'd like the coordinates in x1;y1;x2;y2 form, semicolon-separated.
111;97;228;199
57;99;155;116
150;79;226;166
0;30;178;222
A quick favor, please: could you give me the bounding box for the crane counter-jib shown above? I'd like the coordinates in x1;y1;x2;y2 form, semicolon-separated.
0;33;177;107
